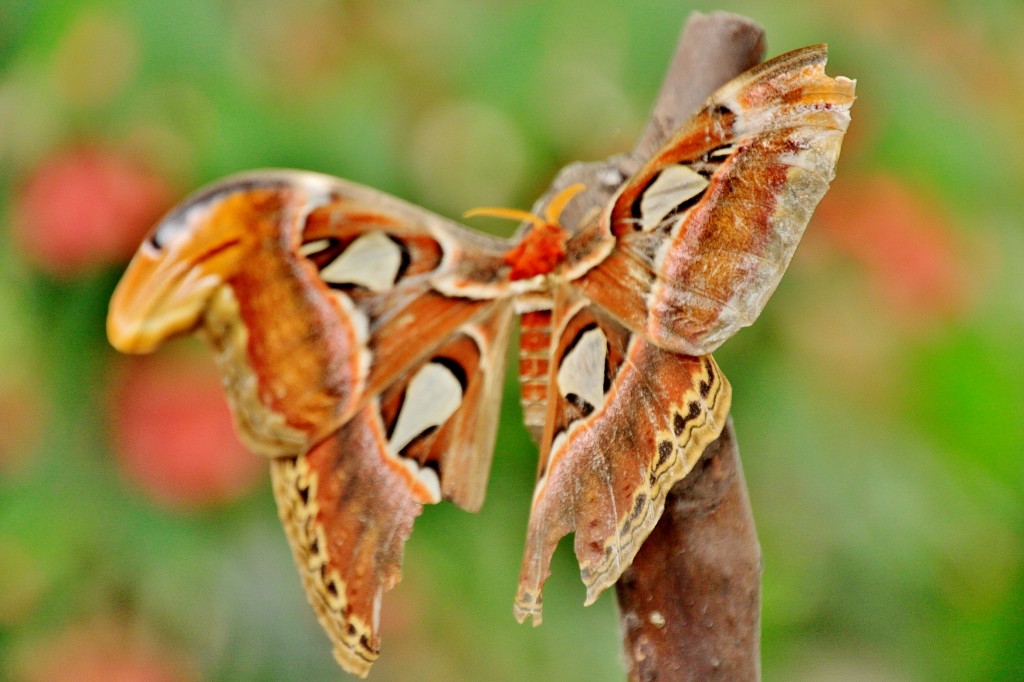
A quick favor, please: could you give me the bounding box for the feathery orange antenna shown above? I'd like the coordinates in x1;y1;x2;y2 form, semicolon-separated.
463;183;586;228
464;205;545;227
464;183;587;281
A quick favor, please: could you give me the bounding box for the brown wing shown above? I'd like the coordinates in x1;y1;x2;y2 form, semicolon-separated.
513;286;731;624
572;44;855;355
107;171;515;676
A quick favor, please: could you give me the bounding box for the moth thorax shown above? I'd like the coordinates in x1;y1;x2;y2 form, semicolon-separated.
504;223;567;280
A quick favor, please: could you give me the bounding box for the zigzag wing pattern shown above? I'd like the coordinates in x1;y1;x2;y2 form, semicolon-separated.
514;287;731;623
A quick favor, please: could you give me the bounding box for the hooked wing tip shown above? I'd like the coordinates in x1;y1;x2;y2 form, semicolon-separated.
106;245;224;354
106;308;155;354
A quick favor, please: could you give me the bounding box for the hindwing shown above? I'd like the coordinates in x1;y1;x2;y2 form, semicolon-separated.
513;287;731;623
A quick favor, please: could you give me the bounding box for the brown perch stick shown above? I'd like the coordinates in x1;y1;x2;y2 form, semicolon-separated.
614;13;766;682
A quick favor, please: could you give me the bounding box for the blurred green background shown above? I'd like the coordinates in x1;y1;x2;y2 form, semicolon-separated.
1;1;1022;680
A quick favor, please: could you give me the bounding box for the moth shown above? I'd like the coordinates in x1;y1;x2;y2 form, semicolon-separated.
107;45;854;677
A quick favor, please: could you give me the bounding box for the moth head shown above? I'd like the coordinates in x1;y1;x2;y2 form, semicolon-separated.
107;186;258;354
464;183;585;281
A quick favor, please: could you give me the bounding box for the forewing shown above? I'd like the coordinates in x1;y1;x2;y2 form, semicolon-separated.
573;44;855;355
514;288;731;624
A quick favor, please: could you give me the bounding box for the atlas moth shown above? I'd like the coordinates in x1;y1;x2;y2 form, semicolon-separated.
108;44;854;676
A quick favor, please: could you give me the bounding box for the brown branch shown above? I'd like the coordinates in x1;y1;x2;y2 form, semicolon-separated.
534;12;765;226
614;13;766;682
616;419;761;681
634;12;767;158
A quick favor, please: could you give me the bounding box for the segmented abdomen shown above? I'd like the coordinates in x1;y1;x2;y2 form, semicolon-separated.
518;309;552;442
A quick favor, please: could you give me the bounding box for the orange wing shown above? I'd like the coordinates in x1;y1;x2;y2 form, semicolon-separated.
108;171;515;676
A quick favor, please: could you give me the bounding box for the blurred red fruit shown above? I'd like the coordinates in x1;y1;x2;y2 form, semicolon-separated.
814;173;972;323
110;352;264;510
13;145;174;278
